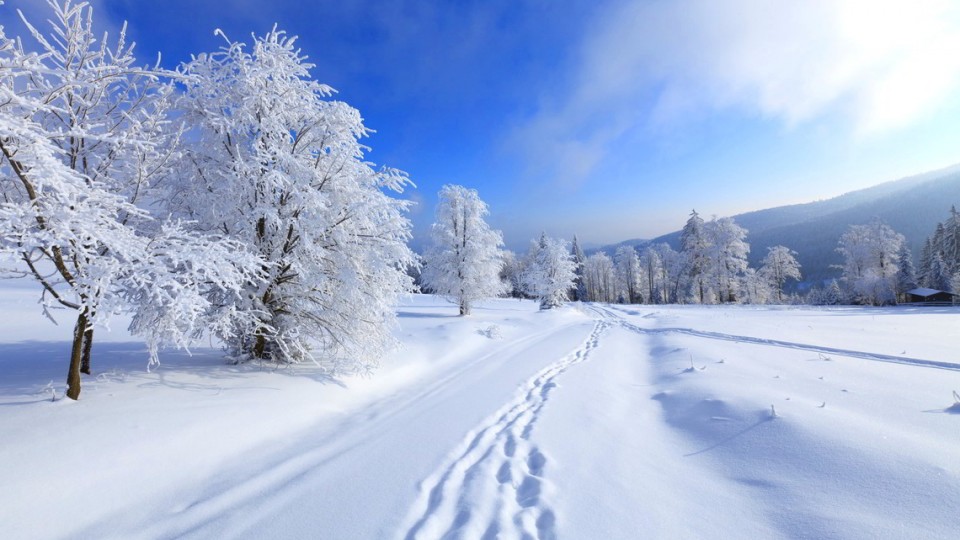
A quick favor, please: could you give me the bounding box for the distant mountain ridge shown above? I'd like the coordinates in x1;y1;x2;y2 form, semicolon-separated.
598;163;960;287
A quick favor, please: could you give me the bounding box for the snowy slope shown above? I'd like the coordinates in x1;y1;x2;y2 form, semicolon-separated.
1;291;959;539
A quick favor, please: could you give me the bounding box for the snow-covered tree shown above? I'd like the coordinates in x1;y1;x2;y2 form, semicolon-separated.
582;252;616;303
741;268;772;304
919;207;960;289
836;219;904;305
614;245;642;304
808;279;845;306
926;252;951;292
0;1;257;399
524;235;576;309
894;245;917;303
499;250;527;299
941;206;960;276
704;216;750;303
824;279;845;305
918;237;935;288
760;245;802;303
639;246;661;303
169;28;415;369
570;235;587;301
654;243;686;304
680;210;709;303
825;279;845;305
421;185;505;315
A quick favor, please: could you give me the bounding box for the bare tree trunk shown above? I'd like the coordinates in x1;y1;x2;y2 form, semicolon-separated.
66;311;89;400
80;325;94;374
459;300;470;316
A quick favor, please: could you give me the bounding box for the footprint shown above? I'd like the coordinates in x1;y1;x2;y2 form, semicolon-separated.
527;449;546;477
496;462;512;484
480;522;500;540
504;434;516;457
536;509;557;540
516;476;541;508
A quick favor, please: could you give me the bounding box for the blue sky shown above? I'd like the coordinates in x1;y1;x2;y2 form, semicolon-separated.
5;0;960;251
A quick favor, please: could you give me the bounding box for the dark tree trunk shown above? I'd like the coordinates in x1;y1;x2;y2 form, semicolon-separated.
80;325;94;374
251;287;275;359
66;311;89;400
253;332;268;359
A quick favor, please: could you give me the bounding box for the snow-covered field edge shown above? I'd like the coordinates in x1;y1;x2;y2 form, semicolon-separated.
1;292;959;539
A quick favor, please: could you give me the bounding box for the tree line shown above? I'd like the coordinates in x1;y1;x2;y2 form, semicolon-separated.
419;195;960;312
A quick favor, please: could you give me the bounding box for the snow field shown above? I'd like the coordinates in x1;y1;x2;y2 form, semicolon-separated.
593;305;960;539
1;295;959;539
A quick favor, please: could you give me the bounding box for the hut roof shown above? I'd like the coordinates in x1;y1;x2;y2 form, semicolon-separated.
906;287;953;298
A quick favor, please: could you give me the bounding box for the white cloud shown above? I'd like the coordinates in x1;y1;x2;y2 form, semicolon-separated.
513;0;960;185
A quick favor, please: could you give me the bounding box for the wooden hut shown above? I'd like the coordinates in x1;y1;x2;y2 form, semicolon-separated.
904;288;956;305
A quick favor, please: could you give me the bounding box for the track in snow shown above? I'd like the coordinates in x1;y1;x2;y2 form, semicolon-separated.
400;320;608;540
593;305;960;372
115;320;592;540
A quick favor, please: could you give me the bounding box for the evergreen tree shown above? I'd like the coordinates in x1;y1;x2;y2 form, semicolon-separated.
919;238;935;288
926;252;951;291
825;279;844;305
894;245;917;302
570;235;587;301
918;207;960;289
524;236;577;309
940;206;960;276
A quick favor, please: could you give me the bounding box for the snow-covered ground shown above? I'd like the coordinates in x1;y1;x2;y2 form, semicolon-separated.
2;291;959;539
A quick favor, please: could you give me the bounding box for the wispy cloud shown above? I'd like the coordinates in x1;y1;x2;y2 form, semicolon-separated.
512;0;960;187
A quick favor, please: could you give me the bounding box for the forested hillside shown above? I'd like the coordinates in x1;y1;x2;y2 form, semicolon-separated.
603;165;960;286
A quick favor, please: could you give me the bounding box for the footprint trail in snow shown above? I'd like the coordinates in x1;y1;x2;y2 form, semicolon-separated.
400;320;608;540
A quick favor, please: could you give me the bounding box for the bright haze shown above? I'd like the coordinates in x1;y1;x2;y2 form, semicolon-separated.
5;0;960;249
